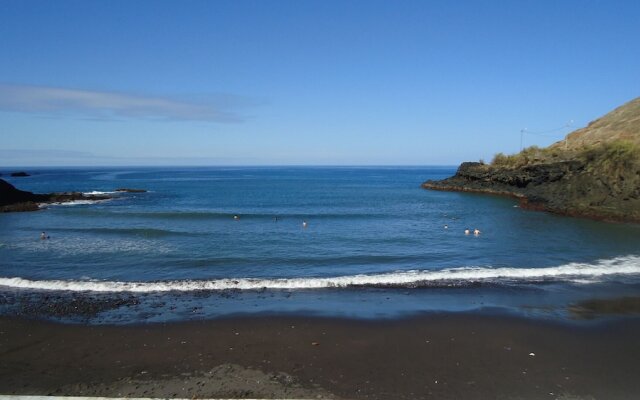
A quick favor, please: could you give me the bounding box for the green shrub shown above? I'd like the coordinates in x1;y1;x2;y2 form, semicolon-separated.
491;145;578;168
491;152;508;165
491;146;544;168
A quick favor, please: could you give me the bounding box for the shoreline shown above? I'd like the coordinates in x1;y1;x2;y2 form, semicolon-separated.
4;282;640;325
2;313;639;399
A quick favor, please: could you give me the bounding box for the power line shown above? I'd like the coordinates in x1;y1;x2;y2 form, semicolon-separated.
520;120;573;150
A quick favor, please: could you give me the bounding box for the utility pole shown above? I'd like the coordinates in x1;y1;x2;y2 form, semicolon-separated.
564;120;573;150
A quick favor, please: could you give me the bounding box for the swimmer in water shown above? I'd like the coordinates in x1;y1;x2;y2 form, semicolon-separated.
302;220;308;228
474;228;481;235
444;224;448;229
40;232;46;240
233;215;240;220
464;228;470;235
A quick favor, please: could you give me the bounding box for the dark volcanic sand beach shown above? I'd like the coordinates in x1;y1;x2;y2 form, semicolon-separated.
1;314;639;399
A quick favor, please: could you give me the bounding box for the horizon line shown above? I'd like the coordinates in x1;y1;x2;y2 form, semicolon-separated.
0;164;459;169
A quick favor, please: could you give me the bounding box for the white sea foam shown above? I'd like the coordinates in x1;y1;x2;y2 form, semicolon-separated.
83;191;117;195
1;256;639;293
51;199;110;206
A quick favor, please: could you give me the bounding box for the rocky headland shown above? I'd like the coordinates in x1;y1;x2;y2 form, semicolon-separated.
423;97;640;223
0;179;112;212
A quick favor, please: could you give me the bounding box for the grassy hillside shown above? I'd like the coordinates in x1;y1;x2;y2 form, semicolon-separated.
551;97;640;150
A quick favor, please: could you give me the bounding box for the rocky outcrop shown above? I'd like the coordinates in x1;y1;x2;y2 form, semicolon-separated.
0;179;48;211
115;188;147;193
422;160;640;222
0;179;111;212
10;171;30;177
423;98;640;223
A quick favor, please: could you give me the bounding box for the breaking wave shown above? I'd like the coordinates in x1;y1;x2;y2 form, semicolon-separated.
1;256;639;293
82;191;117;195
50;199;112;206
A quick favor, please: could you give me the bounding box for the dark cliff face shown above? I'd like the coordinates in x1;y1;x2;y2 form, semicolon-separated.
0;179;48;210
423;161;640;223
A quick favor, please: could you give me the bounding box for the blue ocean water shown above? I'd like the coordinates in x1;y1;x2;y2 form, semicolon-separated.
1;166;639;323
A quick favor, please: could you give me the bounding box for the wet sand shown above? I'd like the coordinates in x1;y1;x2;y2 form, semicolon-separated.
1;313;639;399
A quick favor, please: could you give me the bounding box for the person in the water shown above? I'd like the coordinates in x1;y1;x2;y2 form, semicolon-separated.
40;232;46;240
302;220;308;228
464;228;470;235
474;228;481;235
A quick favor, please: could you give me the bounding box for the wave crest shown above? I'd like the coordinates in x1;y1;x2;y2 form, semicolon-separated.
1;256;638;293
82;191;117;195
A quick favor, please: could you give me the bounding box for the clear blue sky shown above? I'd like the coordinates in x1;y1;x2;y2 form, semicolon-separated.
1;0;639;166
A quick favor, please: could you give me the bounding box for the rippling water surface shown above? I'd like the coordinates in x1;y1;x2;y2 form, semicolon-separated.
1;167;639;322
